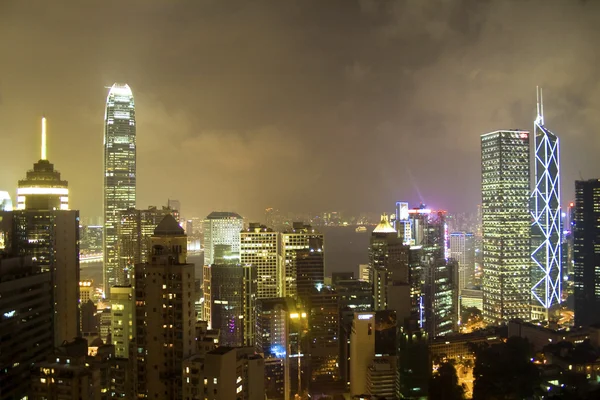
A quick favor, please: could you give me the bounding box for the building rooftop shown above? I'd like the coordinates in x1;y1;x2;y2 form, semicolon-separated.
206;211;242;220
373;214;396;234
154;214;184;236
208;346;235;355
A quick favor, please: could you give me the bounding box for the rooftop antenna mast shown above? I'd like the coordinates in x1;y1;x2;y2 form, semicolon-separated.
535;86;544;126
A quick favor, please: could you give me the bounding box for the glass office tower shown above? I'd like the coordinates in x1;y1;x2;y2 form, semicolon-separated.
103;83;136;293
531;88;561;312
481;130;531;325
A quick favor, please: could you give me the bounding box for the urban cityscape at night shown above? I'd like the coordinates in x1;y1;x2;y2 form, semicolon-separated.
3;1;600;399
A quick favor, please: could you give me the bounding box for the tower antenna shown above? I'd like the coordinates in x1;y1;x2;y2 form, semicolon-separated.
540;87;544;125
536;86;544;125
41;116;47;160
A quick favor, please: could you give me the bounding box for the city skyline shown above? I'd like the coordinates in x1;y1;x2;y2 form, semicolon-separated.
4;2;600;398
1;1;598;222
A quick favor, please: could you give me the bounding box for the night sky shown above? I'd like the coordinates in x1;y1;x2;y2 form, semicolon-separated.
1;0;599;221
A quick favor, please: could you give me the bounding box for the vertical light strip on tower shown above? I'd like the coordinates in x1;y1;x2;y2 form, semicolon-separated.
531;87;562;309
41;117;47;160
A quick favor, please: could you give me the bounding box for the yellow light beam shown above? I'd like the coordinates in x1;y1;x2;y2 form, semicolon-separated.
41;117;47;160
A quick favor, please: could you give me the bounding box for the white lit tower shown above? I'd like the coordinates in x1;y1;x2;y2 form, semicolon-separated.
103;83;136;293
531;87;561;313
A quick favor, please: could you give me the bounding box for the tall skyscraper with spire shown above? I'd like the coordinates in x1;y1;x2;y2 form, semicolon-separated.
103;83;136;293
1;117;80;347
531;88;561;314
16;117;69;211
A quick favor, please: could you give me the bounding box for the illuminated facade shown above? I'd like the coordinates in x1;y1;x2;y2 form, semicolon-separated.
349;312;375;396
279;223;323;298
117;206;176;280
531;88;561;311
307;286;339;384
17;118;69;211
110;285;134;358
3;123;80;347
241;223;280;298
481;130;531;325
203;211;244;266
369;214;409;311
0;191;13;211
182;347;264;400
255;297;306;400
450;232;475;291
573;180;600;327
295;237;325;303
394;201;412;244
104;83;136;293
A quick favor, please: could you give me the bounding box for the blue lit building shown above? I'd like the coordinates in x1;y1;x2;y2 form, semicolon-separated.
531;88;561;313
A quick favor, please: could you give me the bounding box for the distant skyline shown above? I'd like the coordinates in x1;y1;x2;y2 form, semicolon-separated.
2;0;599;222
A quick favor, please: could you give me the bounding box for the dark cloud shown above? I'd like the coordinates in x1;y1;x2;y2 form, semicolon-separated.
1;0;599;221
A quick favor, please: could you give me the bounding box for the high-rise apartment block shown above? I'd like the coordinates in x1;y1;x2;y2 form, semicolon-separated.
279;223;323;298
183;347;265;400
531;89;562;312
241;223;279;298
110;285;134;358
203;211;244;266
104;83;137;292
0;255;53;399
450;232;475;291
133;215;196;399
481;130;531;325
573;179;600;327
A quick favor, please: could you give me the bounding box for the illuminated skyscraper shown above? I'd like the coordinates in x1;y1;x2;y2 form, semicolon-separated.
203;211;244;266
531;88;561;313
104;83;136;293
241;223;280;298
481;130;531;325
369;214;409;311
1;118;80;347
450;232;475;291
117;206;176;280
394;201;412;245
296;237;325;303
279;222;323;298
17;117;68;211
573;179;600;327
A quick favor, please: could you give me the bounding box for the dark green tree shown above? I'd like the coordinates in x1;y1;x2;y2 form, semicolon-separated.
429;362;465;400
473;337;541;400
